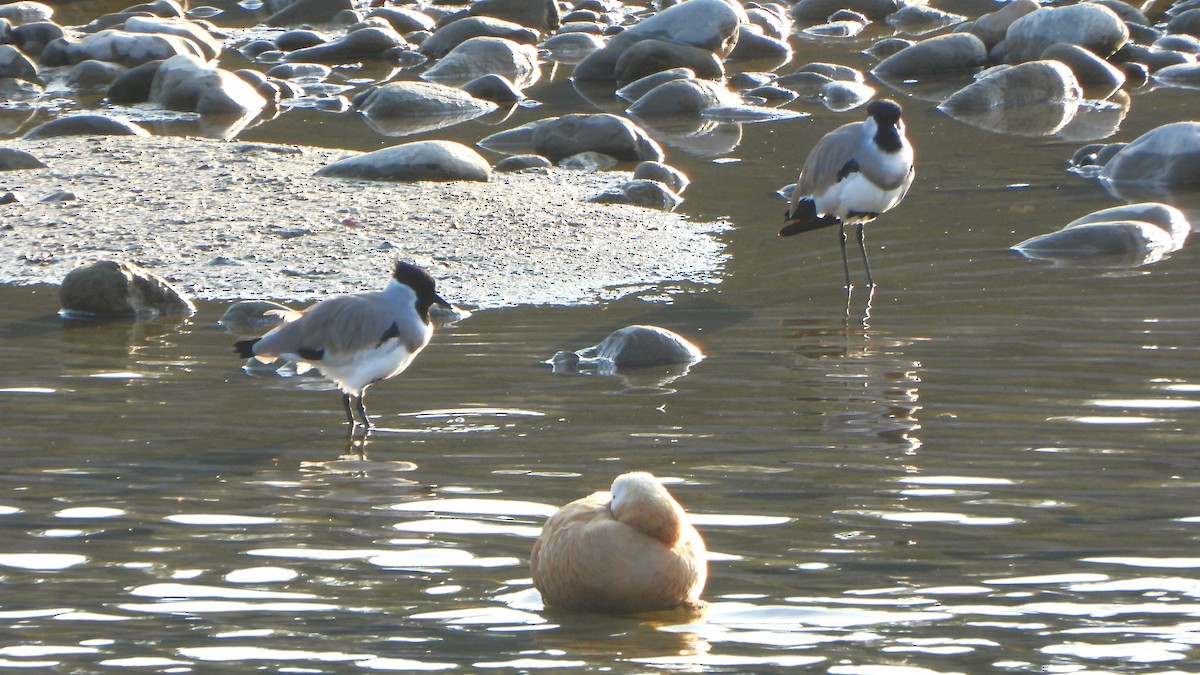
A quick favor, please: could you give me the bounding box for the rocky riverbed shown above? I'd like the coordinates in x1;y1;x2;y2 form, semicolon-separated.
0;135;728;308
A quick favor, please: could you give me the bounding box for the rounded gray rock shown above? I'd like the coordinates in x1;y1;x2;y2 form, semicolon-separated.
579;325;703;368
60;260;195;318
789;0;897;22
282;25;407;63
633;160;688;193
613;38;724;85
1041;42;1124;99
997;4;1128;64
1099;122;1200;186
627;78;731;117
316;140;493;182
590;179;683;211
420;36;539;87
573;0;744;81
872;32;987;80
0;147;47;170
67;59;128;90
22;114;150;139
530;113;664;163
418;16;538;60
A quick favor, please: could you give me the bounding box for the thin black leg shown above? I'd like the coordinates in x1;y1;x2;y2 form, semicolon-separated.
354;393;370;430
342;393;356;425
838;222;851;290
857;223;874;287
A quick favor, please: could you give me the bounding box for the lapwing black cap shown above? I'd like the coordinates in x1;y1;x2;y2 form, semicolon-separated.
392;260;452;317
867;99;903;127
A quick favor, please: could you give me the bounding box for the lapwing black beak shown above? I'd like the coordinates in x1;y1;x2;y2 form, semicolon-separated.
434;293;452;308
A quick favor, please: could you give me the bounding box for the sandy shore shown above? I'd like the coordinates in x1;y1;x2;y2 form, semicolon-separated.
0;135;728;309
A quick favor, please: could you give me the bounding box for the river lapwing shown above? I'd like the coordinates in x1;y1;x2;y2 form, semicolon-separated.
780;99;915;288
234;260;451;431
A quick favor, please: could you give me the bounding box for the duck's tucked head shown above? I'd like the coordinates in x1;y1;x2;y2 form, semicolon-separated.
610;472;688;546
392;260;451;321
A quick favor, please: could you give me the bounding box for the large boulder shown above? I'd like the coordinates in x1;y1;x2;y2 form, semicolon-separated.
573;0;745;82
959;0;1038;49
1012;221;1176;264
529;113;664;163
469;0;560;32
0;1;53;24
938;60;1082;135
56;28;204;67
315;140;492;182
282;25;407;63
264;0;353;27
627;78;737;117
122;15;220;60
418;16;538;60
148;53;267;117
1098;122;1200;186
1064;202;1190;249
354;80;497;136
0;43;38;80
613;38;724;85
872;32;988;80
996;4;1128;64
60;260;195;318
420;36;538;87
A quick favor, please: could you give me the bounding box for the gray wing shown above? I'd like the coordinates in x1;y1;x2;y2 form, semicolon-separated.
794;121;864;199
254;293;401;358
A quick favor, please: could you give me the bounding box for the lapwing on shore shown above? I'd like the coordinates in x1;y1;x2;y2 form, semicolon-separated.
234;260;451;431
780;99;915;288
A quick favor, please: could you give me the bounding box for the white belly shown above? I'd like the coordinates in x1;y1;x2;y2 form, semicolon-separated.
815;172;905;222
313;340;417;396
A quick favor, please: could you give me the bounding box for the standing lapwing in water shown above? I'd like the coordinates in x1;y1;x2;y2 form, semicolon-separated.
780;99;915;289
234;260;451;432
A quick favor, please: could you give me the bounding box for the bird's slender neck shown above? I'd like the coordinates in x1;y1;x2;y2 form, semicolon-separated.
384;279;433;324
874;121;904;154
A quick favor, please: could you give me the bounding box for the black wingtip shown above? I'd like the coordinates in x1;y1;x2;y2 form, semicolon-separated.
234;338;259;359
780;200;840;237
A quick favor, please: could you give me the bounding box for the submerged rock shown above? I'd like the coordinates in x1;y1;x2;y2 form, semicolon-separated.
872;32;988;80
149;53;267;117
219;299;301;330
529;113;663;163
573;0;744;81
1012;202;1190;267
996;3;1128;63
549;324;704;374
60;259;195;318
420;36;539;87
1098;122;1200;186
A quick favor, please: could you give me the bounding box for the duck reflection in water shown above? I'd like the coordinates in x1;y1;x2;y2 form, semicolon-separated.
531;472;707;615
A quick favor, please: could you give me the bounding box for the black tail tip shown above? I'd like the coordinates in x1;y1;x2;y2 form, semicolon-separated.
234;338;259;359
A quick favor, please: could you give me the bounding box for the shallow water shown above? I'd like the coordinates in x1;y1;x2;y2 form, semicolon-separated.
4;0;1200;672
